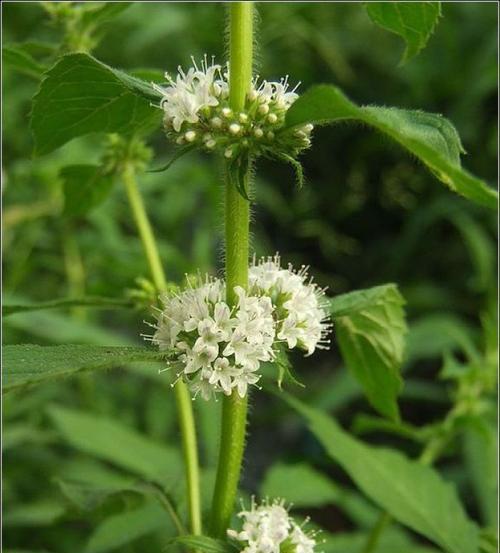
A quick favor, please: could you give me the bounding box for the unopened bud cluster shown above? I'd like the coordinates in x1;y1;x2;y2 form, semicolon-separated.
227;498;320;553
147;255;331;400
152;56;313;161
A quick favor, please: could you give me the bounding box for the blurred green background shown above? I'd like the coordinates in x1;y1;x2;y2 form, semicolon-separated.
2;3;497;553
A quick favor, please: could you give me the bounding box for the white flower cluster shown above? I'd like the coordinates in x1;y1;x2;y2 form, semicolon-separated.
152;56;313;160
148;256;331;400
151;277;275;400
227;498;318;553
249;255;332;356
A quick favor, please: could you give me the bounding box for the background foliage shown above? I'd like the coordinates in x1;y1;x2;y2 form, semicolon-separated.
2;3;497;553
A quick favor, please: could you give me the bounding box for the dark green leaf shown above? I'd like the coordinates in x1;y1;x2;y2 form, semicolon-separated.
3;296;134;317
61;165;115;216
167;535;236;553
2;345;164;392
365;2;442;63
3;45;46;79
84;500;171;553
147;145;196;173
285;85;497;209
330;284;407;421
286;396;480;553
31;53;163;156
47;405;181;488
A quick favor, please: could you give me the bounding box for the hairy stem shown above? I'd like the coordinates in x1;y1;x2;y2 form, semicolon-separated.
209;2;254;538
122;163;202;536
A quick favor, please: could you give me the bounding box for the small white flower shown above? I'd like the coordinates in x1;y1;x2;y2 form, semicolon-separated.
249;254;332;355
150;275;275;400
227;498;318;553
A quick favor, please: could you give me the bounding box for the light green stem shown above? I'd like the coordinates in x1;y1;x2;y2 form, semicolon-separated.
122;163;202;536
209;2;254;538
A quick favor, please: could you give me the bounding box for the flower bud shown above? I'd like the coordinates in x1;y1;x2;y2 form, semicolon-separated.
211;117;223;128
258;104;270;115
184;130;197;142
222;107;232;118
229;123;241;135
267;113;278;124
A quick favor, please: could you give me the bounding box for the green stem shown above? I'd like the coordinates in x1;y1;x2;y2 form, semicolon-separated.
209;2;254;538
122;163;202;536
361;512;391;553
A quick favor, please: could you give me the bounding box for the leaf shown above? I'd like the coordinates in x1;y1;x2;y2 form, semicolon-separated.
285;85;497;209
261;463;339;507
84;500;170;553
365;2;442;63
2;345;164;392
3;500;66;527
80;2;132;29
167;535;236;553
147;145;196;173
330;284;407;421
405;314;479;363
286;396;480;553
3;45;46;79
31;53;163;156
60;165;115;216
322;531;440;553
47;405;181;488
3;296;134;317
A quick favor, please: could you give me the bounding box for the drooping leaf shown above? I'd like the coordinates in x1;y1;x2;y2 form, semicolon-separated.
285;85;497;209
31;53;163;156
261;462;339;507
84;500;171;553
330;284;407;421
365;2;442;63
60;165;115;216
167;536;236;553
2;345;164;392
3;45;46;79
3;295;134;317
47;405;181;488
322;530;440;553
286;396;480;553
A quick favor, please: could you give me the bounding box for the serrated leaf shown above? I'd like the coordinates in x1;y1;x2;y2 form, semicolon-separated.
167;535;236;553
286;396;480;553
47;405;182;488
365;2;441;63
3;295;134;317
60;164;115;216
3;45;46;79
84;500;170;553
330;284;407;421
261;463;339;507
2;345;164;392
31;53;162;156
285;85;497;209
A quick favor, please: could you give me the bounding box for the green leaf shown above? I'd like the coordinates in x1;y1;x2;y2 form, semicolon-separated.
31;53;163;156
3;295;134;317
365;2;441;63
3;500;65;527
2;345;164;392
61;165;115;216
330;284;407;421
47;405;181;488
167;536;236;553
84;500;170;553
80;2;132;28
261;462;339;507
3;45;46;79
285;85;497;209
286;396;480;553
323;531;440;553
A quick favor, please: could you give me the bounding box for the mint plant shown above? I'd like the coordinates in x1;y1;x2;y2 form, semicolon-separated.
3;3;497;553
